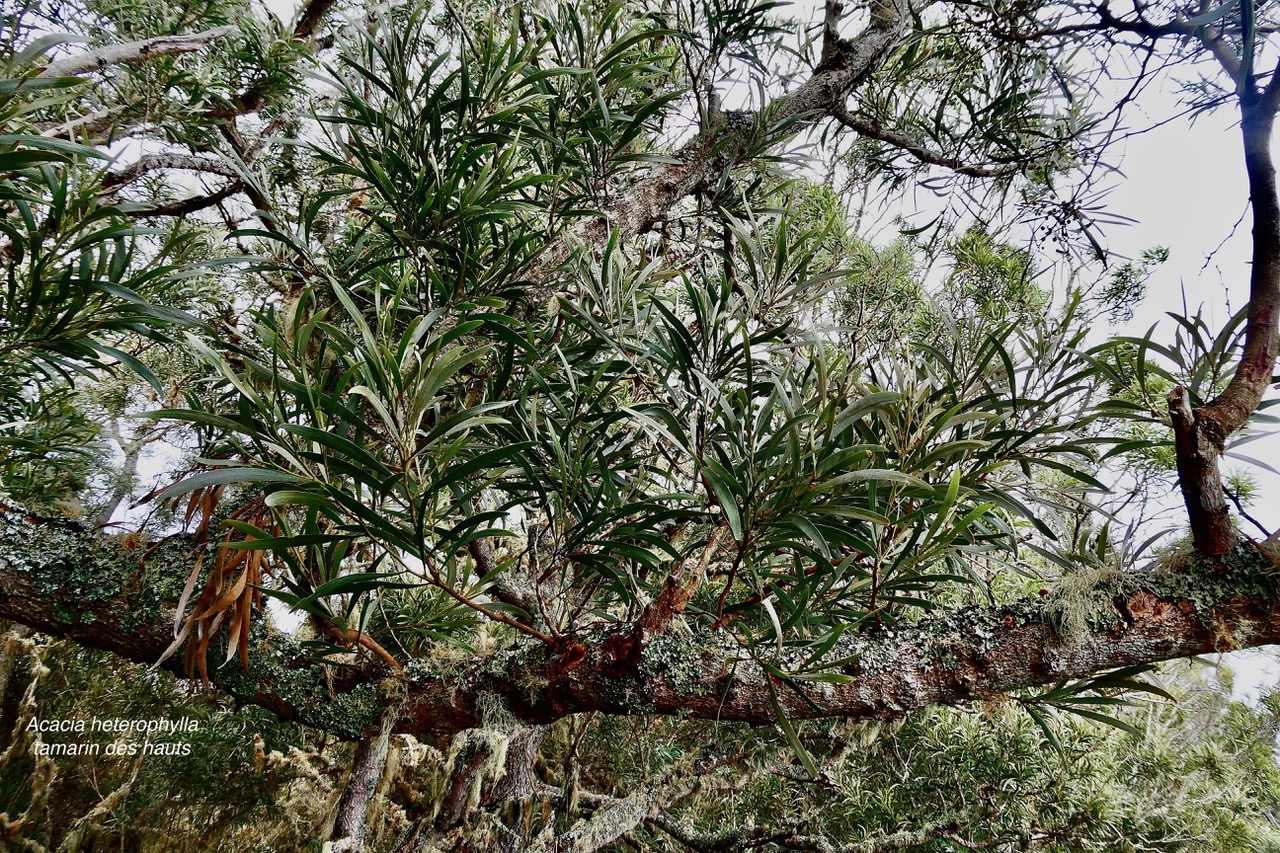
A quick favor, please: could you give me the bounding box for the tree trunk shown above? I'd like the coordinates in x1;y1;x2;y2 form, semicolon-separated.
327;710;397;852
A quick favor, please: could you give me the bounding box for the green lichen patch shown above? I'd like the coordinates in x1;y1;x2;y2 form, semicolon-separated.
212;625;381;739
1151;541;1278;609
783;542;1277;680
0;514;207;626
639;634;710;697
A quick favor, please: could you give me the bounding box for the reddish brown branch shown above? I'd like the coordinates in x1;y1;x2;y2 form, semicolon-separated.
1170;81;1280;554
328;625;402;671
1201;100;1280;435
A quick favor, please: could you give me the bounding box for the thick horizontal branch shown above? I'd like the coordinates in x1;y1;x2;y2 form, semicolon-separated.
37;26;235;78
3;511;1279;745
119;180;244;217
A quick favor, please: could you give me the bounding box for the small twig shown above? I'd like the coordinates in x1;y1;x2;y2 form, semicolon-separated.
1224;484;1272;538
829;105;1020;178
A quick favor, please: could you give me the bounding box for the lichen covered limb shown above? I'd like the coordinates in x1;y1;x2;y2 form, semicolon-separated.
3;512;1280;740
401;543;1280;730
0;513;383;739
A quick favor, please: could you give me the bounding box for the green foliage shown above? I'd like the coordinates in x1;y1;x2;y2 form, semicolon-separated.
0;53;207;509
567;669;1280;852
1094;297;1280;486
0;381;103;512
1097;246;1168;325
1;0;1141;705
2;0;1277;849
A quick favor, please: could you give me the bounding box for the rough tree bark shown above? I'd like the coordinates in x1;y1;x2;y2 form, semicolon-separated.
36;27;235;78
327;702;401;853
2;510;1278;744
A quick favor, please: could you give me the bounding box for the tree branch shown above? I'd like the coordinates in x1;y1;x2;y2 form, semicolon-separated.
469;537;538;618
528;793;648;853
648;812;803;851
40;0;337;144
787;820;969;852
828;105;1021;178
291;0;340;42
1199;97;1280;437
1168;386;1234;554
37;26;235;78
119;180;244;217
1170;75;1280;554
3;511;1279;744
521;0;912;297
1009;2;1195;42
219;0;340;118
100;153;242;191
1042;2;1280;554
327;700;400;852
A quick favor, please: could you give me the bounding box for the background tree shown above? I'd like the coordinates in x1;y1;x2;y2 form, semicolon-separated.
2;0;1280;848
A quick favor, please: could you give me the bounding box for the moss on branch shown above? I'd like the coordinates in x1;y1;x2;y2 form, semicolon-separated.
3;510;1279;740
